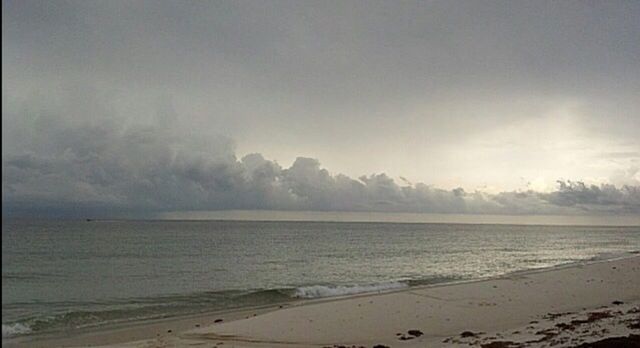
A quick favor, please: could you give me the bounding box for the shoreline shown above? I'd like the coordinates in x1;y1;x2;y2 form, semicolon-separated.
7;253;640;347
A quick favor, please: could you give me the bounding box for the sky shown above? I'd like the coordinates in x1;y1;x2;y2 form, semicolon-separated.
2;0;640;218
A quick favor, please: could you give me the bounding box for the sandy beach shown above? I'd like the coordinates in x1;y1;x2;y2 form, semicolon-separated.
10;254;639;348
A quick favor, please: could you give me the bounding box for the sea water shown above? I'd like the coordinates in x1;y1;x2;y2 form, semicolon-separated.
2;219;639;339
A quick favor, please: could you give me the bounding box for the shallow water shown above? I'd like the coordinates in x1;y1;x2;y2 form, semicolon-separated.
2;219;639;338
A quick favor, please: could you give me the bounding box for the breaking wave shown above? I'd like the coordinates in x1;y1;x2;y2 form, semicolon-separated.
2;323;32;338
293;281;408;299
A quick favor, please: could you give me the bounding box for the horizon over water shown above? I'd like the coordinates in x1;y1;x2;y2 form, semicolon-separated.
158;210;640;226
2;218;640;341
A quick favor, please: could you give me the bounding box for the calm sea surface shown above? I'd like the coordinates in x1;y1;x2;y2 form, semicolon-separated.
2;219;639;339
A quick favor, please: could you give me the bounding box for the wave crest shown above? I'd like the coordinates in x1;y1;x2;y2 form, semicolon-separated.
2;323;32;338
293;281;408;299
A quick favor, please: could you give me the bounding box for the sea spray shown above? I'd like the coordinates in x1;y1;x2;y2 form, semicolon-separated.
293;281;408;299
2;323;32;338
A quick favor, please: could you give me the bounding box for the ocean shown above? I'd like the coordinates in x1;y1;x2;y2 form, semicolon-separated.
2;219;639;340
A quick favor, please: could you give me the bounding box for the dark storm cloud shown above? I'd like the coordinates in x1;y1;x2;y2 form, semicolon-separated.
542;181;640;213
2;1;640;217
3;109;638;217
5;0;639;111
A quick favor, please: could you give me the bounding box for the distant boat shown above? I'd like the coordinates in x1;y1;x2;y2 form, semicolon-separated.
86;219;93;222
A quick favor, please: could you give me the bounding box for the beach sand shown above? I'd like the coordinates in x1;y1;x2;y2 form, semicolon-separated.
13;255;640;348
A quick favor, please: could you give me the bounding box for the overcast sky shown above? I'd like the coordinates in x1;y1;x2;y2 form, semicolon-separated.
2;0;639;218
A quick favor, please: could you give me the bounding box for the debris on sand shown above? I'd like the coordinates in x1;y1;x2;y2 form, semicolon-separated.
480;341;521;348
572;334;640;347
407;329;423;337
461;330;479;338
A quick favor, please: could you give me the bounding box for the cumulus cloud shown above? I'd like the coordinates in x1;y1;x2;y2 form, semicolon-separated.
3;0;639;194
542;181;640;214
3;111;639;218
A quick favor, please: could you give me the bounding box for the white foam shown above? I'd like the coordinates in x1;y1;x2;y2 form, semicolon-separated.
2;323;32;338
293;281;408;299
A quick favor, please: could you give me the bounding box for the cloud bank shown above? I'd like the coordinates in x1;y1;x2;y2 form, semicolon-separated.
3;1;639;192
3;115;638;218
